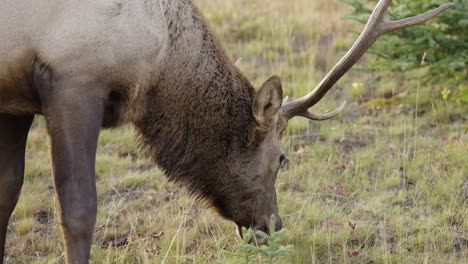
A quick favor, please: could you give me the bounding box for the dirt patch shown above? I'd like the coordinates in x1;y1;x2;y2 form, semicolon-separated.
102;234;130;248
33;209;49;224
334;137;370;153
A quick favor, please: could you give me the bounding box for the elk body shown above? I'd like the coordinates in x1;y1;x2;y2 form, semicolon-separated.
0;0;453;263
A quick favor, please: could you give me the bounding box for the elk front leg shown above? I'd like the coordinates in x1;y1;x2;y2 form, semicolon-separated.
43;83;105;264
0;114;33;262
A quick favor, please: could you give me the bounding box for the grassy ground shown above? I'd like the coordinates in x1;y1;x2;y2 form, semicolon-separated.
4;0;467;263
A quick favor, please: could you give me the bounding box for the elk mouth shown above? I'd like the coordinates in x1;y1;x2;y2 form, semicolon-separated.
236;223;270;245
252;225;269;245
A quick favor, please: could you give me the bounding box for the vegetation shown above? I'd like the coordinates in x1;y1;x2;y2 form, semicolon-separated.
223;215;295;264
344;0;468;102
4;0;467;263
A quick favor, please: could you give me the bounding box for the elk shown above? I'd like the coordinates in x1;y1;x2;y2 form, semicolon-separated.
0;0;453;263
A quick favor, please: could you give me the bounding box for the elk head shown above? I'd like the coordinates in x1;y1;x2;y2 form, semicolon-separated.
224;0;453;243
223;76;286;242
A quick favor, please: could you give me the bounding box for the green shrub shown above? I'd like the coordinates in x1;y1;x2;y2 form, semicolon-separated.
223;215;295;264
343;0;467;102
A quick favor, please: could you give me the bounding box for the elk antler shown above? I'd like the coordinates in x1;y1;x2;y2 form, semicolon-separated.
281;0;455;120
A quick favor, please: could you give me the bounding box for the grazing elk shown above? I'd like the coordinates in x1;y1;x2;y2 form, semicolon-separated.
0;0;453;263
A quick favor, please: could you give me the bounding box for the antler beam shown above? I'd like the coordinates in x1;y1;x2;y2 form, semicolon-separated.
281;0;455;120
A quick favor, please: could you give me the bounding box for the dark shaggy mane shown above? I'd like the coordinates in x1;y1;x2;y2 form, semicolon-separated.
134;0;257;206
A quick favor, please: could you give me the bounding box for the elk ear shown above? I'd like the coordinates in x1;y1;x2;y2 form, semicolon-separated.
253;76;283;130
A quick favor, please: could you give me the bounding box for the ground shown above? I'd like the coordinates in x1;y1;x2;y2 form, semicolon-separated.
4;0;467;263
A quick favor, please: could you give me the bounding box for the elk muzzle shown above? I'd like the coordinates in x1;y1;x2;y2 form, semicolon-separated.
237;213;282;245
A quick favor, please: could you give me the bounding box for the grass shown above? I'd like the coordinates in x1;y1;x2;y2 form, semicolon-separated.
4;0;467;263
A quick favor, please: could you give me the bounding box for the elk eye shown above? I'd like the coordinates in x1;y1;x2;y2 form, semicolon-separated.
279;154;288;168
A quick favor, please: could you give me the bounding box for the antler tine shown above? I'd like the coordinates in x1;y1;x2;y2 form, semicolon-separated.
382;3;455;32
299;101;347;121
282;0;455;120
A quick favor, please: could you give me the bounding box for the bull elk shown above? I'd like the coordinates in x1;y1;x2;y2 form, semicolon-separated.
0;0;453;263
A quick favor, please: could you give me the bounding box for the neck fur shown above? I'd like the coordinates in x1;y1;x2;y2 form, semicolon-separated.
135;0;256;198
